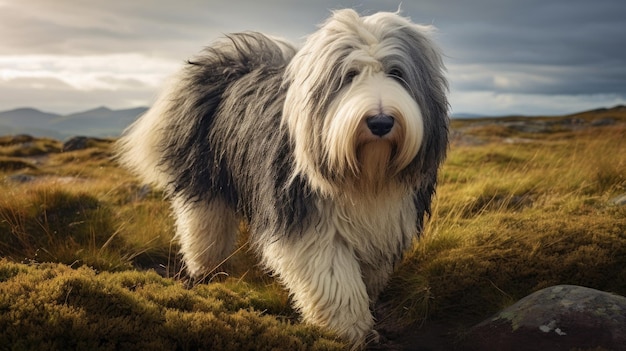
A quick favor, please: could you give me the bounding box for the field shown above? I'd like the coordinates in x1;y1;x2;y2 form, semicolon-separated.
1;107;625;350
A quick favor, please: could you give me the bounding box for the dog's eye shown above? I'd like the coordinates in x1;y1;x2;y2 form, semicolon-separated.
388;68;404;82
345;70;359;84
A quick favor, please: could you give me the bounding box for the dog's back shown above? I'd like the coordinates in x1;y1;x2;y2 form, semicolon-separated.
116;32;307;278
116;32;296;202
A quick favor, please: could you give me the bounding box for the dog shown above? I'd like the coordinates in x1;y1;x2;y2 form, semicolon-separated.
117;9;448;347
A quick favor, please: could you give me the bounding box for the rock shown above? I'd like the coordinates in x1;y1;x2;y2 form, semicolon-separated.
62;136;90;152
449;129;485;146
504;121;551;134
503;137;534;144
6;174;36;183
591;118;616;127
135;184;152;201
547;118;586;127
611;193;626;206
462;285;626;351
62;136;109;152
0;134;34;146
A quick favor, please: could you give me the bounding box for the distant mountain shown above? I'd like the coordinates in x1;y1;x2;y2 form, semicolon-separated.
2;105;624;139
569;104;626;117
0;106;148;139
0;108;61;128
50;107;148;137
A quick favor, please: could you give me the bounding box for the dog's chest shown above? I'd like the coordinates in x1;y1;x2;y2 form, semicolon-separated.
319;192;417;264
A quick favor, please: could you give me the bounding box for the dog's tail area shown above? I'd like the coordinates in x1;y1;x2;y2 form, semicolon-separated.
116;32;296;197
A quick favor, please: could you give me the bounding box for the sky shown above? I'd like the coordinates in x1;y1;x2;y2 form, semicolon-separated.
1;0;625;116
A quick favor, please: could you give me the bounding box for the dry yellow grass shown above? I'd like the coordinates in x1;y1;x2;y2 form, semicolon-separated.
380;116;626;334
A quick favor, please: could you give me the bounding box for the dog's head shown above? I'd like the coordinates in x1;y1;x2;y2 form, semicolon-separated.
283;9;449;195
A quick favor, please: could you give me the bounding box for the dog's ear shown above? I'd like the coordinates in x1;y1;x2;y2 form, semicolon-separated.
388;21;448;231
413;180;436;233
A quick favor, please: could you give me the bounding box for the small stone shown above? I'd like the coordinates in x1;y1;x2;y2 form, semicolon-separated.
62;136;109;152
610;193;626;206
62;136;90;152
6;174;36;183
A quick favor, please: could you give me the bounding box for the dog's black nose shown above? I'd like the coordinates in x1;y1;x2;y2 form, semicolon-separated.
366;114;394;136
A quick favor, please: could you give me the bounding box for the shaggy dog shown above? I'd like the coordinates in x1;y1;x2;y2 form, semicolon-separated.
117;9;448;347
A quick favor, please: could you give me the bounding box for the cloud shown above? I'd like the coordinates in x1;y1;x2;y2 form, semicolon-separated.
0;54;178;90
449;62;626;96
419;0;626;111
0;76;156;114
0;0;325;58
0;0;625;114
0;54;179;113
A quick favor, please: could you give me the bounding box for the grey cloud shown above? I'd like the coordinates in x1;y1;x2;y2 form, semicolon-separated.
1;77;74;90
451;61;626;96
1;0;625;114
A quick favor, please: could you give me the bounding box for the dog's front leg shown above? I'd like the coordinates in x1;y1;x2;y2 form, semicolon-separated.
259;230;374;347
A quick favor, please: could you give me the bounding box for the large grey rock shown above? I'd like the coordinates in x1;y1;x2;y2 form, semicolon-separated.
463;285;626;351
62;136;109;152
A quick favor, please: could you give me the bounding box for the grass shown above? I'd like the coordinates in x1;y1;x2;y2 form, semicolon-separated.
380;116;626;333
0;186;126;270
0;108;625;349
0;260;341;350
0;135;62;157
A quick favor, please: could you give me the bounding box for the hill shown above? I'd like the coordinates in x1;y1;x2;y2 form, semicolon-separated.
0;108;60;127
0;108;64;139
0;106;148;139
50;107;148;137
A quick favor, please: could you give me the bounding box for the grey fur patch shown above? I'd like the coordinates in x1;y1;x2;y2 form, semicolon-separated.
151;32;313;238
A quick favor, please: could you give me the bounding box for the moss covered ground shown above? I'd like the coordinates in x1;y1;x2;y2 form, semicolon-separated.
1;107;625;350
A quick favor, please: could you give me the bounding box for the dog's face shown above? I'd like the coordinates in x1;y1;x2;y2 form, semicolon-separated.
284;9;448;195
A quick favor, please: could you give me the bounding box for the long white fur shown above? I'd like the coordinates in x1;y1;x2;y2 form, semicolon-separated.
324;72;424;183
283;10;428;196
258;186;418;345
116;76;183;188
172;196;238;277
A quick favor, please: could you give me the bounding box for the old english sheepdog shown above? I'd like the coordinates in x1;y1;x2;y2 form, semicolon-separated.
117;9;448;347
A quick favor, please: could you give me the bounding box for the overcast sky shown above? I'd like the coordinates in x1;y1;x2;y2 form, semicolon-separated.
1;0;625;116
